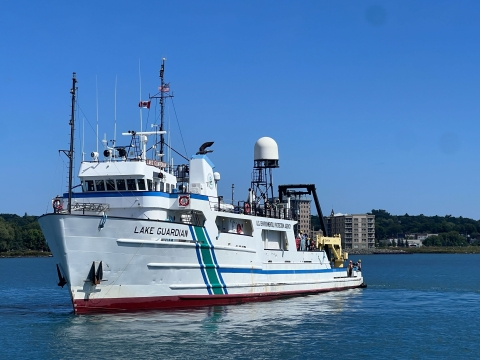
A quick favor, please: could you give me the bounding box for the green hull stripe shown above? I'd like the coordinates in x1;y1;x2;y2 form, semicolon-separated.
194;226;224;295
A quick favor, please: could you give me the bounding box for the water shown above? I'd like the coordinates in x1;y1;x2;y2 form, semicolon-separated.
1;254;479;359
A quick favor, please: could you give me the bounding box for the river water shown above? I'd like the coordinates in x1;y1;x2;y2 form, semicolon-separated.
0;254;479;359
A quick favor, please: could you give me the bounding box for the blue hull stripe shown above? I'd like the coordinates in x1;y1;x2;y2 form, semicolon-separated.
219;268;346;275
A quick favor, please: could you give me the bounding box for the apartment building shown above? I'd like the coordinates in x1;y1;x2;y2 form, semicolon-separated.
291;199;312;236
325;210;375;249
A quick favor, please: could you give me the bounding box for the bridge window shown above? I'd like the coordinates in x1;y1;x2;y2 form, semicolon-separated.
127;179;137;191
116;179;126;191
137;179;146;191
147;179;153;191
106;179;115;191
86;180;95;192
95;180;105;191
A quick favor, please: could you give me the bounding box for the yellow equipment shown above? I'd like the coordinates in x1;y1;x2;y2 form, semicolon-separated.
316;234;348;268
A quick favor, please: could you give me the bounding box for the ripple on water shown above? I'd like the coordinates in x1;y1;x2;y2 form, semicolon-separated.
1;255;480;359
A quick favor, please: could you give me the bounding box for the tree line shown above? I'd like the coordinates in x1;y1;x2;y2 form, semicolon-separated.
371;209;480;246
0;214;48;253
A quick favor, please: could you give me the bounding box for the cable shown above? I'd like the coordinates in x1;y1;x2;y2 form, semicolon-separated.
147;140;189;161
76;102;98;138
171;98;188;158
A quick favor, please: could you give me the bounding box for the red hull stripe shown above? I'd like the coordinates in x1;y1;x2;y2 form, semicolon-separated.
73;285;362;315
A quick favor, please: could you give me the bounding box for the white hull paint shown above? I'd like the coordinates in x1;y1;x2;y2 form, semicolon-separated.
39;212;363;314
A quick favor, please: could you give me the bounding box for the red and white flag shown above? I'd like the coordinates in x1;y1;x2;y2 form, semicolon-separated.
138;100;151;109
159;83;170;93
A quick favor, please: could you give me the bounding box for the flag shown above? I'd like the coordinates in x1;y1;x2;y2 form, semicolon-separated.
159;83;170;93
138;100;151;109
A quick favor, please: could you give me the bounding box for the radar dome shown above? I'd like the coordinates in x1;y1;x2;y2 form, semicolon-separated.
253;137;279;168
254;137;279;161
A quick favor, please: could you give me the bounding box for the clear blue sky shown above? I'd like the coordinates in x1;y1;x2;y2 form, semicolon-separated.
1;1;480;219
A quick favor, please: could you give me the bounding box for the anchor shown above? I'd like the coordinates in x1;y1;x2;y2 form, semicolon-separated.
56;264;67;288
87;261;103;285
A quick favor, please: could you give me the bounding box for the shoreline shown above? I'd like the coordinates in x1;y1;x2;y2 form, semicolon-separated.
0;251;52;258
2;246;480;258
348;246;480;255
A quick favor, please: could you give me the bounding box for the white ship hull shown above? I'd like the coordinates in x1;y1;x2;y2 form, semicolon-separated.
39;213;363;314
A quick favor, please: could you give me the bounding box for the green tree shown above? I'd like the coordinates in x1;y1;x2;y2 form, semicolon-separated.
0;214;49;253
23;229;46;251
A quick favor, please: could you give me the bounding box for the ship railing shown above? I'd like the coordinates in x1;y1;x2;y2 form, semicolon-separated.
251;203;293;220
72;203;110;213
208;196;236;213
208;197;293;220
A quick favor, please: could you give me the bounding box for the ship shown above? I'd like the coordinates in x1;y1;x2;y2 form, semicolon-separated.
38;60;364;314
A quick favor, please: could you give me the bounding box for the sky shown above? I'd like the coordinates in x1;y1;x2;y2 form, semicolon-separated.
1;1;480;219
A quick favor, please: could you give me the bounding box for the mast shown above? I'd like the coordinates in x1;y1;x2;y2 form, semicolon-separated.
68;72;77;214
159;58;165;158
150;58;173;161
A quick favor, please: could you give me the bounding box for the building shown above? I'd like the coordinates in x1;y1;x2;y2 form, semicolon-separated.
325;210;375;249
291;199;311;236
404;233;438;247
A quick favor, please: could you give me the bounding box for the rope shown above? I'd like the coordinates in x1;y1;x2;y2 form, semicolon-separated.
171;98;188;158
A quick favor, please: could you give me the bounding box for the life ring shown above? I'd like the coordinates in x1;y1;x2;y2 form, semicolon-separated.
52;198;63;211
178;195;190;207
244;202;251;215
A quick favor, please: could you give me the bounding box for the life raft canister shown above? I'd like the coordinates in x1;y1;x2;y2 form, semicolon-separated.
244;202;251;214
178;195;190;207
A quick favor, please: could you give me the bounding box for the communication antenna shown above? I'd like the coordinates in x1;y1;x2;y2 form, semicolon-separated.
167;104;171;168
96;75;99;154
114;75;117;147
82;117;85;162
139;59;143;132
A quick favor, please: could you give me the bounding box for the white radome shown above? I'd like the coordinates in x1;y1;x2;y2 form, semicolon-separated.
254;137;279;161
